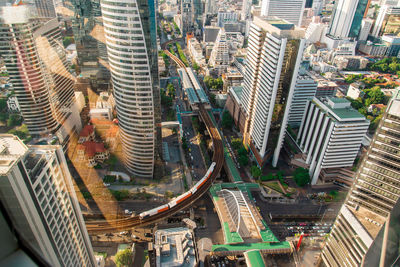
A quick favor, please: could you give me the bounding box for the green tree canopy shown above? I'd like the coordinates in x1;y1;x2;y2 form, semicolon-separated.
115;248;133;267
238;154;248;167
221;111;233;130
293;167;310;187
251;165;262;179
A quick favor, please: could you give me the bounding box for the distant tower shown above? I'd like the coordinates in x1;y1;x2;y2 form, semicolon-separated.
321;90;400;267
241;16;306;167
33;0;57;18
0;134;95;267
260;0;306;26
209;29;230;76
0;5;82;142
328;0;370;38
71;0;110;88
101;0;161;178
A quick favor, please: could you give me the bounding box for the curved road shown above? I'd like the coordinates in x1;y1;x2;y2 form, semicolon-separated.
85;48;223;234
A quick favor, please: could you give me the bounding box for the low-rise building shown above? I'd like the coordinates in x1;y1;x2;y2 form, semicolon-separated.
347;82;365;99
77;141;109;167
225;86;246;133
154;227;196;267
78;125;95;144
6;95;19;112
222;69;243;92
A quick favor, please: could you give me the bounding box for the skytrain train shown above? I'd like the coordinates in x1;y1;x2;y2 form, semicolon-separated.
139;162;216;219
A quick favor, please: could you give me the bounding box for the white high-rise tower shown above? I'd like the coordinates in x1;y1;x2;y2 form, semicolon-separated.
101;0;161;178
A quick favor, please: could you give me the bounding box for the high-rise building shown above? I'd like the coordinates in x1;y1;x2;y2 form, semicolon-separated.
0;134;95;267
181;0;194;35
71;0;110;88
260;0;306;26
321;91;400;267
204;0;216;15
297;97;369;184
359;18;373;41
241;0;252;20
287;70;317;127
101;0;161;178
371;5;400;38
328;0;370;38
217;11;238;28
241;16;306;167
209;28;230;75
33;0;57;18
0;5;82;142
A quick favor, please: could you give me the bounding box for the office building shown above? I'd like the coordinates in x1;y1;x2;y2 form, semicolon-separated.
217;11;238;28
0;5;81;142
181;0;194;35
241;0;252;20
358;18;373;41
287;71;317;127
204;0;216;15
371;5;400;38
260;0;306;26
209;28;230;75
101;0;161;178
328;0;370;38
241;16;306;167
321;91;400;267
33;0;57;18
71;0;110;88
297;97;369;184
0;134;95;267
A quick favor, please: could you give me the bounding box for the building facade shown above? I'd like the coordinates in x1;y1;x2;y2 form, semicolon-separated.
328;0;370;38
0;135;95;267
241;16;305;167
0;6;81;142
260;0;306;26
371;5;400;38
297;97;369;184
321;91;400;267
101;0;161;178
71;0;110;88
209;28;230;76
287;71;317;127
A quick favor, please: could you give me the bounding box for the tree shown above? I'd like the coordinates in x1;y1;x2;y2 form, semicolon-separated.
7;114;22;127
62;36;74;47
238;154;248;167
293;167;310;187
260;173;275;181
251;165;262;179
237;147;247;157
167;83;175;97
221;111;233;129
0;98;7;111
231;138;242;150
193;62;200;72
115;248;133;267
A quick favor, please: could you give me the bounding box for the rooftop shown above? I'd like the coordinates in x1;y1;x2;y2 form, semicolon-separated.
0;135;28;175
314;97;367;121
79;125;94;137
244;250;266;267
154;227;196;267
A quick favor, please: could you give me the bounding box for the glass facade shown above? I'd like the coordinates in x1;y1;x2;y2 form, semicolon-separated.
348;0;369;38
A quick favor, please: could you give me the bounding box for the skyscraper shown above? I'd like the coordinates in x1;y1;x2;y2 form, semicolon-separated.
0;134;95;267
209;28;230;75
328;0;370;38
321;90;400;267
34;0;57;18
0;5;82;143
71;0;110;88
101;0;161;178
241;16;305;167
260;0;306;26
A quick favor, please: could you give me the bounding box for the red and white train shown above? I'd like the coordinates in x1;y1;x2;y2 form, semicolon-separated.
139;162;216;219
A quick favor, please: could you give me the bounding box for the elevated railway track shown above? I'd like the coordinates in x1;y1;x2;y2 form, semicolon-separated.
85;46;223;234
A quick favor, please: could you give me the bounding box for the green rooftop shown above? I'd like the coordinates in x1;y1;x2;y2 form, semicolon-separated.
212;241;292;253
260;220;279;242
223;222;244;244
244;250;266;267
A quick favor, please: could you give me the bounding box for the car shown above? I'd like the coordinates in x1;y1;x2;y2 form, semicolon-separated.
144;233;153;237
131;234;138;239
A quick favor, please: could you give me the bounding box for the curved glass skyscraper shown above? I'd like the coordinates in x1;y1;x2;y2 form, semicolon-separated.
101;0;160;178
